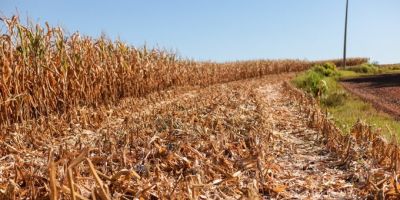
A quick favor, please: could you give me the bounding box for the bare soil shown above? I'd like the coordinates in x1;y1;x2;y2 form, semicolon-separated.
341;73;400;119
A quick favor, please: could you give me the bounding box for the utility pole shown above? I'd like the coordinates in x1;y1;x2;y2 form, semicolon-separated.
343;0;349;68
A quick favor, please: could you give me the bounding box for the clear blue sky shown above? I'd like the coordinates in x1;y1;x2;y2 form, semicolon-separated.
1;0;399;64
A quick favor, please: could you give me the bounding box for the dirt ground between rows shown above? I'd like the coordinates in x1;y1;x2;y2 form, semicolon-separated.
341;73;400;120
258;84;361;199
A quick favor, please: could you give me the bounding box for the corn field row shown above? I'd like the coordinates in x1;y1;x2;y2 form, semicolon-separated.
0;16;368;125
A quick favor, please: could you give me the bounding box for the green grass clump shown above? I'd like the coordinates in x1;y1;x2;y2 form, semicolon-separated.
322;90;348;107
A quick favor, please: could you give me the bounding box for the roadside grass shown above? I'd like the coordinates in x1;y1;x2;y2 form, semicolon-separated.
339;65;400;78
340;69;400;78
293;63;400;137
325;88;400;135
338;70;362;78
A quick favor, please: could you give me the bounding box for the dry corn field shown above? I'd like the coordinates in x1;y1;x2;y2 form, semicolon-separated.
0;17;367;126
2;16;400;199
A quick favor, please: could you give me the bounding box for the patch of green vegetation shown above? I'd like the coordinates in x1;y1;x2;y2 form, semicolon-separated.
339;64;400;78
326;96;400;135
292;63;339;96
292;70;325;96
346;63;382;74
385;64;400;71
312;62;339;77
292;62;400;137
339;70;365;78
321;89;347;107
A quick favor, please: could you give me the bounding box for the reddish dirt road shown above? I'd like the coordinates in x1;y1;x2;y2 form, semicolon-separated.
341;73;400;119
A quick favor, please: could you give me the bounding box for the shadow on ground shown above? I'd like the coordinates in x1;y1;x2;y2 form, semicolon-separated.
342;73;400;88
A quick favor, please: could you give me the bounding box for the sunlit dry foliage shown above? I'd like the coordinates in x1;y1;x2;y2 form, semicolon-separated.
0;16;368;125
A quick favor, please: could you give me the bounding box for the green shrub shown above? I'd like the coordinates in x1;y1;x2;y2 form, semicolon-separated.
312;62;339;77
293;62;340;98
293;70;325;96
